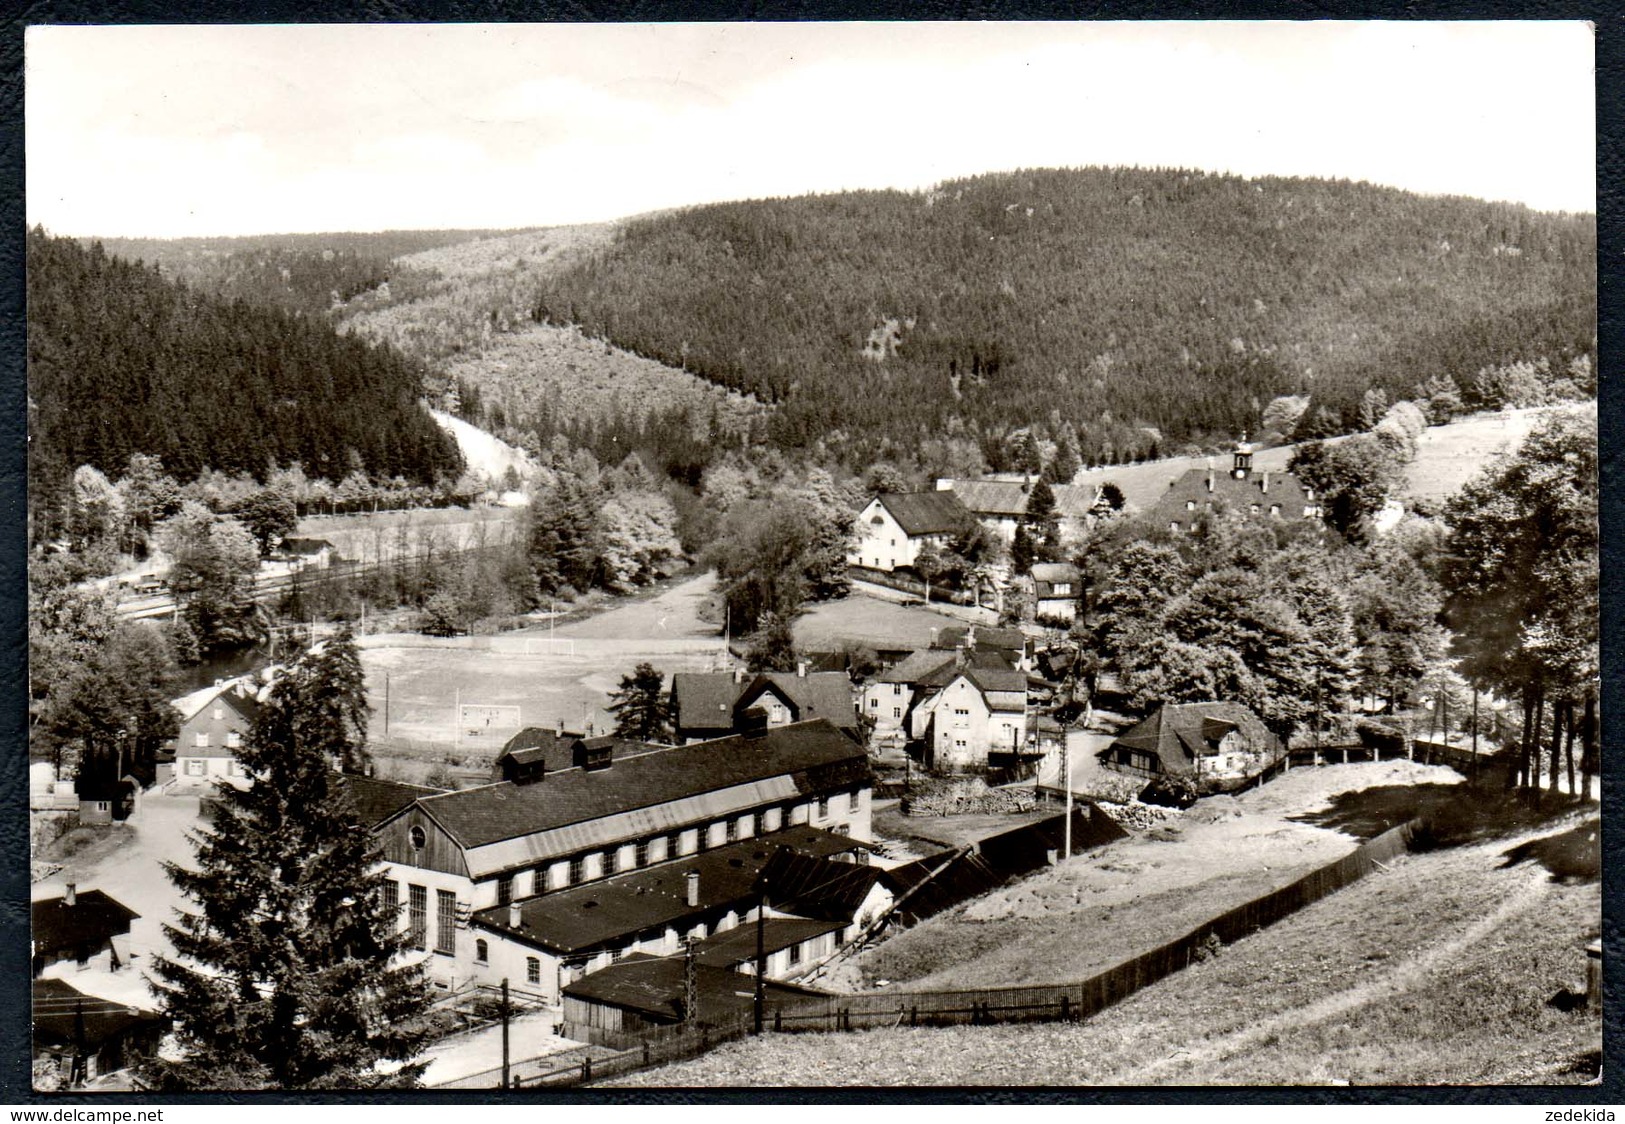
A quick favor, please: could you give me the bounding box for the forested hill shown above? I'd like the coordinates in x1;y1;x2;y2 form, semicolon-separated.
530;167;1595;467
27;228;464;504
95;228;538;317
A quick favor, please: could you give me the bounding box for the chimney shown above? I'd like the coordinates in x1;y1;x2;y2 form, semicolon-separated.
686;870;700;908
65;883;76;907
507;902;522;929
1261;471;1270;495
796;661;807;678
734;666;746;685
965;626;977;649
556;717;565;736
1206;469;1214;493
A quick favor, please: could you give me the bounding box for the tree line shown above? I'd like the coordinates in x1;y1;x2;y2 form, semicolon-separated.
28;229;465;546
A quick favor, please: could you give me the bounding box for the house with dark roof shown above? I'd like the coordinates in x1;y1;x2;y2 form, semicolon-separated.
561;952;830;1045
31;886;138;977
373;719;874;1000
32;978;167;1087
910;665;1032;771
847;491;975;573
1097;701;1283;790
669;668;859;744
934;478;1103;544
932;625;1031;670
1030;562;1083;623
1149;437;1321;535
466;827;873;1000
859;650;959;741
167;677;264;791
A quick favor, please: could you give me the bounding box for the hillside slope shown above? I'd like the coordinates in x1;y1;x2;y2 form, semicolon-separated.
528;168;1595;467
607;810;1600;1086
26;230;463;531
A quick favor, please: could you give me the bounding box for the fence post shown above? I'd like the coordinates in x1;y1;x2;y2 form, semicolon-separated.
774;1009;782;1032
581;1056;591;1083
643;1041;651;1065
1060;994;1069;1022
911;1005;918;1027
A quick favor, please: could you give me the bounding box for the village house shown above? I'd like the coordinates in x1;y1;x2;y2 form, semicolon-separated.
273;536;340;569
847;491;976;574
166;677;264;791
1149;436;1321;534
371;719;874;1002
1096;701;1283;791
1030;561;1084;623
561;953;829;1045
32;977;167;1088
669;667;859;744
934;478;1103;544
860;647;1018;746
911;666;1031;772
31;885;138;977
931;624;1032;671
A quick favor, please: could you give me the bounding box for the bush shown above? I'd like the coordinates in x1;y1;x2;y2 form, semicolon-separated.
1139;773;1199;809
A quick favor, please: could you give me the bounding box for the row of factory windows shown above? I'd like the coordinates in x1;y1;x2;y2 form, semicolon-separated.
485;791;862;906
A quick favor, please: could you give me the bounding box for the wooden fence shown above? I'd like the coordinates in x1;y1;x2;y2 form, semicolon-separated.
767;817;1420;1035
432;1013;758;1089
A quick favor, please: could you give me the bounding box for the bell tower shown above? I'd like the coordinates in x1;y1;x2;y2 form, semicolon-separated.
1232;433;1254;480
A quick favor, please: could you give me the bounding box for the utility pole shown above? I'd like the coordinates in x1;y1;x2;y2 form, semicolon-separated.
754;878;769;1034
683;935;699;1027
1062;733;1072;862
384;672;390;737
500;978;510;1090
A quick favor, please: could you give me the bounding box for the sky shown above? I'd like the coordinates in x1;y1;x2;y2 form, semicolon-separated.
25;21;1596;238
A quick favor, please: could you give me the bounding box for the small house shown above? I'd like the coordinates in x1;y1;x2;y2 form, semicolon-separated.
1097;701;1282;790
670;667;859;744
167;678;263;791
32;978;166;1087
561;953;829;1045
31;886;138;977
275;537;339;569
1030;562;1083;623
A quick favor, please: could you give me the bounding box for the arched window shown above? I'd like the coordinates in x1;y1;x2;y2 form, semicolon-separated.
526;957;541;985
409;825;426;850
475;939;488;963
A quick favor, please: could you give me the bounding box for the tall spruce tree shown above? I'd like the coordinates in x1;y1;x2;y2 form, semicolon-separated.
607;662;674;742
144;631;430;1090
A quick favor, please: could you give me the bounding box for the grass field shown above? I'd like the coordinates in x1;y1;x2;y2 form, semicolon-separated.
607;803;1601;1087
359;574;727;783
296;504;521;566
792;595;969;652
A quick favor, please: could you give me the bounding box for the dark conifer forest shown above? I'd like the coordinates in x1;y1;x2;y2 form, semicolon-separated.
529;168;1595;467
27;228;463;517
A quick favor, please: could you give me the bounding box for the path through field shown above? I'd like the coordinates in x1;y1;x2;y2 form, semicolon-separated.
1121;865;1552;1084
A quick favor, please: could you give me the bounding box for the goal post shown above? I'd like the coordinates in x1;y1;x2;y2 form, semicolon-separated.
457;703;523;742
523;637;575;657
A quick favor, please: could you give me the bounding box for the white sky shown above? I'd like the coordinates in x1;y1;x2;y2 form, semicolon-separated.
25;21;1596;238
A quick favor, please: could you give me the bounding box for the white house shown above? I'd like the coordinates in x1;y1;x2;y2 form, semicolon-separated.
910;668;1030;772
848;491;975;573
167;678;264;790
